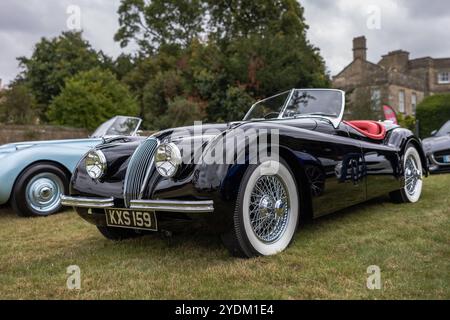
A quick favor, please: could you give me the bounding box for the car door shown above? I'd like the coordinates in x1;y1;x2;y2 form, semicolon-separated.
302;120;367;217
359;141;402;199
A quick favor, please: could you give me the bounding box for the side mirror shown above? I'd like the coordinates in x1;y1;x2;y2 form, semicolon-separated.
431;130;437;136
136;130;143;136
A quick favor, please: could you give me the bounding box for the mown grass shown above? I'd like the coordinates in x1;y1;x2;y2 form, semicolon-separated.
0;175;449;300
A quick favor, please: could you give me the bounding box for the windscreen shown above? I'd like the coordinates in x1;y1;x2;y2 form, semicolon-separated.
243;91;290;121
282;90;343;119
91;116;141;138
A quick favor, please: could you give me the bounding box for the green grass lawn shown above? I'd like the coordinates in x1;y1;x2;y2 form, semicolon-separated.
0;175;449;300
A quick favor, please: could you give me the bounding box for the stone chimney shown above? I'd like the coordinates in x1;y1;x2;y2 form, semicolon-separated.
353;36;367;61
379;50;410;72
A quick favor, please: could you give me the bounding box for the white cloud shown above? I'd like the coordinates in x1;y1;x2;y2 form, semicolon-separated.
302;0;450;76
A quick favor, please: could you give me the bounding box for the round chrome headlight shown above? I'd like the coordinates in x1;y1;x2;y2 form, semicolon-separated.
155;143;182;178
85;150;107;180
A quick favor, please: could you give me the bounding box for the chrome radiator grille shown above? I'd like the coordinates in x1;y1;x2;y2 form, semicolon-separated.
123;138;159;207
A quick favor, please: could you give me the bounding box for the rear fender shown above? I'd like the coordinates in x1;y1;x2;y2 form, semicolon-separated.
387;128;428;176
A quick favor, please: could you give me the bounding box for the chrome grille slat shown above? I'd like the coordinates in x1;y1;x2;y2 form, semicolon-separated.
123;138;158;207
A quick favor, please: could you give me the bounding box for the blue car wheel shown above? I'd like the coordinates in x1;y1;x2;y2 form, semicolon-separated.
11;163;69;217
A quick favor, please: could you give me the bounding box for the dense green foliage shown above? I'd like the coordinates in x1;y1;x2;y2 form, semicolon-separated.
47;69;139;130
416;93;450;138
116;0;330;130
16;32;103;119
0;85;37;124
4;1;330;130
397;114;417;133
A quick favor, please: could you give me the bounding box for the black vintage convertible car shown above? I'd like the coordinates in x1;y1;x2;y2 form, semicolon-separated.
61;89;427;258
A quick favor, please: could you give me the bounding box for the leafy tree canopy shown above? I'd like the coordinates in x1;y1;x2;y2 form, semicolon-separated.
116;0;330;130
115;0;311;52
47;68;139;130
16;31;104;119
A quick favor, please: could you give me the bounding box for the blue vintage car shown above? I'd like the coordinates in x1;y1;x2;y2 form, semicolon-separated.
0;116;143;217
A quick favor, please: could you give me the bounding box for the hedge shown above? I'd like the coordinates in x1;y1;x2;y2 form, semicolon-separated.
416;93;450;138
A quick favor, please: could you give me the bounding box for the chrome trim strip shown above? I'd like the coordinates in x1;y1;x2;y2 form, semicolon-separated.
130;199;214;213
60;195;114;208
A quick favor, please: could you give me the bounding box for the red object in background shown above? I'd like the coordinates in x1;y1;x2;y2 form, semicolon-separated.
383;105;398;124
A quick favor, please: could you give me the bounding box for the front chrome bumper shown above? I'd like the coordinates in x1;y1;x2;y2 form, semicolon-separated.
60;195;214;213
60;195;114;208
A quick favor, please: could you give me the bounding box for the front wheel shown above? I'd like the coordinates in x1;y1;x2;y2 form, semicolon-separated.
11;163;69;217
390;144;423;203
223;159;300;258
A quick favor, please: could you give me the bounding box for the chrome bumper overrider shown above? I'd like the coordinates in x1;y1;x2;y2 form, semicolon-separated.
60;195;214;213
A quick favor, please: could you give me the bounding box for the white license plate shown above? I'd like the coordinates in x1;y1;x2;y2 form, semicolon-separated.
443;155;450;163
105;208;157;231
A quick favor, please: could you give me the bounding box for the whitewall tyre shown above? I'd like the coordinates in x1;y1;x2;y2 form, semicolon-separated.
224;159;299;258
390;144;423;203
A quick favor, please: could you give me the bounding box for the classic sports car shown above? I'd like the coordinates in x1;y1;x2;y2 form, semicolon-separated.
422;120;450;173
0;116;143;217
61;89;427;258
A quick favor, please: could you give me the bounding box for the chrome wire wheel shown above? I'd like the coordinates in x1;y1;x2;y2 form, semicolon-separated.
403;146;423;203
239;160;299;257
25;172;64;215
249;175;290;243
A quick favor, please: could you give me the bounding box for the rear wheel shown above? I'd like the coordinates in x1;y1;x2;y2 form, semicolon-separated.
390;144;423;203
223;159;299;258
11;163;69;217
97;226;144;241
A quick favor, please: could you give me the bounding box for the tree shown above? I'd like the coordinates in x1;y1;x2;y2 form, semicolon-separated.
17;31;104;119
158;97;206;128
0;85;38;124
416;93;450;138
115;0;205;54
47;69;139;130
207;0;308;42
116;0;330;129
115;0;313;52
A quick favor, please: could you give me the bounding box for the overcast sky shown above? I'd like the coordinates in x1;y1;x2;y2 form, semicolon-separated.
1;0;450;86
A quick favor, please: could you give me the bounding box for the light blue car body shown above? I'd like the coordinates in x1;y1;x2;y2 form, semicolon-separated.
0;116;143;207
0;138;102;204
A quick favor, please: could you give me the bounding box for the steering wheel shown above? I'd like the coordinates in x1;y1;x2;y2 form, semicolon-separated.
263;112;280;119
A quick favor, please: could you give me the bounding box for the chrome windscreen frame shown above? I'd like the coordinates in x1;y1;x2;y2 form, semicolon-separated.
279;89;346;129
243;88;346;129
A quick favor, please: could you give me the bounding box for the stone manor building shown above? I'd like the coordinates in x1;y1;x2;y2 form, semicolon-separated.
333;36;450;116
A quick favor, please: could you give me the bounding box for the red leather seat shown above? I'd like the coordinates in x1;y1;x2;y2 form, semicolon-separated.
344;120;386;140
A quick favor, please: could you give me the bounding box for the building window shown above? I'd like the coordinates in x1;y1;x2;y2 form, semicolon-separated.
371;88;381;112
398;90;405;113
411;93;417;115
438;72;450;84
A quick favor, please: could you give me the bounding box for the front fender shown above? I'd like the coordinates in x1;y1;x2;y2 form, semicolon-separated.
0;144;96;204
